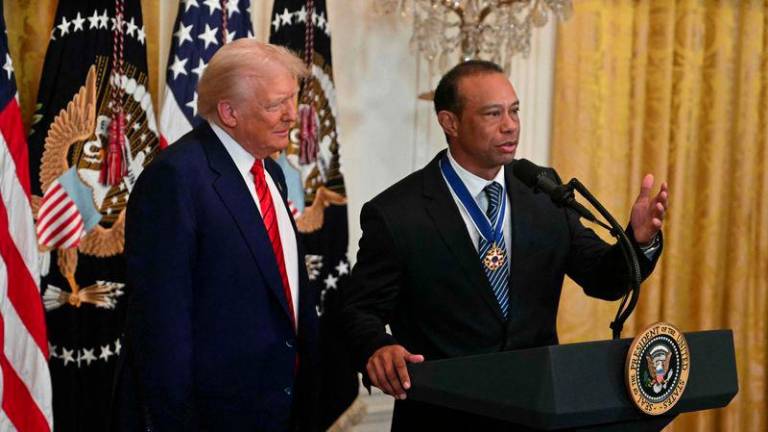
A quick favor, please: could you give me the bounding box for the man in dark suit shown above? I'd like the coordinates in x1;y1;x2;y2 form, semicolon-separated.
112;40;319;431
341;60;669;430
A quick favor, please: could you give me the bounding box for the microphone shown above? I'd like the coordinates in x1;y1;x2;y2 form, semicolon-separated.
512;159;597;223
513;159;643;340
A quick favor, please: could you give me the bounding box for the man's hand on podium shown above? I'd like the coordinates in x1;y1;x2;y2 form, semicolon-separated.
367;344;425;400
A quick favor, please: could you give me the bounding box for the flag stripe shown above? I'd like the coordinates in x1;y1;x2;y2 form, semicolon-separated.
0;200;48;356
45;214;83;250
0;315;50;432
37;199;77;242
59;219;85;250
0;257;52;428
159;89;192;146
38;206;80;247
0;99;31;197
0;133;39;284
36;184;66;222
37;203;76;243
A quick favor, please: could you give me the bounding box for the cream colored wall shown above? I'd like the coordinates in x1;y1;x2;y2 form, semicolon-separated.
155;1;558;262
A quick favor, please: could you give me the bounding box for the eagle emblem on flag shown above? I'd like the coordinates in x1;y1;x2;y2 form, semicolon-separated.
32;60;158;310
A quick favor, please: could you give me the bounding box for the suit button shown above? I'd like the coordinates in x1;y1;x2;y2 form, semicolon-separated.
284;387;292;396
285;340;294;348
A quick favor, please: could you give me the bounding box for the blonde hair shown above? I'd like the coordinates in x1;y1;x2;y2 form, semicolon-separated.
197;39;309;121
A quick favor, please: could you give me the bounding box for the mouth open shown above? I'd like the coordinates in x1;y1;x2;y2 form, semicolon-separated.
498;141;518;152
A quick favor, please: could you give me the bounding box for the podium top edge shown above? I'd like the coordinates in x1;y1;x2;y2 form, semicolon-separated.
410;329;733;366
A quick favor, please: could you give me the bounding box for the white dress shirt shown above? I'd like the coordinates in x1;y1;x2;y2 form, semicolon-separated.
211;122;299;326
443;150;512;256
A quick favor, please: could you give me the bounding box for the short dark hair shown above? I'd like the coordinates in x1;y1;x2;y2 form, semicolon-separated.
433;60;504;115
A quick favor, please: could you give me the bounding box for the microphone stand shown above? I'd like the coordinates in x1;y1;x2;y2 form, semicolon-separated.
558;179;643;340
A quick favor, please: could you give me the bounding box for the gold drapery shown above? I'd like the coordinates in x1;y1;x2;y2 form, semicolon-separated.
553;1;767;430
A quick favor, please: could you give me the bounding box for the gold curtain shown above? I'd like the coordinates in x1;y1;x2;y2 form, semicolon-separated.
553;1;767;430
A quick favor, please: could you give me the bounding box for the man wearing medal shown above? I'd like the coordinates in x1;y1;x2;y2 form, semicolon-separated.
341;60;668;430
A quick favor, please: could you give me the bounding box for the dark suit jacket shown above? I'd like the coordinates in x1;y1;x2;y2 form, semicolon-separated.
112;123;319;431
341;151;661;430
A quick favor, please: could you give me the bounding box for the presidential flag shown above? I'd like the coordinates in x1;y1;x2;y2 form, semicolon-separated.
0;3;53;430
159;0;254;147
270;0;359;427
26;0;159;429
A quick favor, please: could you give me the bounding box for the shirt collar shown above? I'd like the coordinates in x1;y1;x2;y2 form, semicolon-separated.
210;121;259;178
446;148;506;199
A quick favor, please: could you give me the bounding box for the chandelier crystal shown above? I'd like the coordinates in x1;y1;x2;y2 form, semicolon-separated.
376;0;573;74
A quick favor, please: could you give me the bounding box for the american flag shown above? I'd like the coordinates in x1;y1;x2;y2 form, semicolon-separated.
159;0;254;147
0;4;54;431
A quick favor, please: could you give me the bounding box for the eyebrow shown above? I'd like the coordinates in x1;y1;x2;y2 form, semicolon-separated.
265;91;298;105
479;101;520;110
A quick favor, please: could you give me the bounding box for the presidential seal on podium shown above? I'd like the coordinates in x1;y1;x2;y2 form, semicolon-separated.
626;322;691;415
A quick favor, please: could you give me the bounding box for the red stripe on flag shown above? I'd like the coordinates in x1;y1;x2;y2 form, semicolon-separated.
47;214;83;250
39;206;79;248
37;200;76;244
0;99;31;197
37;184;67;223
0;315;50;432
0;196;49;357
159;134;168;150
60;218;85;249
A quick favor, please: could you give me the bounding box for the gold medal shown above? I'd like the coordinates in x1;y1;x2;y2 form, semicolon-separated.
483;244;506;271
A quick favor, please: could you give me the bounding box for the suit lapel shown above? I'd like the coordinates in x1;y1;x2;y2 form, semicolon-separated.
423;151;506;322
200;124;294;323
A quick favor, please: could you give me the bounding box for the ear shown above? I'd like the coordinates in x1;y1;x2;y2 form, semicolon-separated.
437;110;459;138
216;100;238;128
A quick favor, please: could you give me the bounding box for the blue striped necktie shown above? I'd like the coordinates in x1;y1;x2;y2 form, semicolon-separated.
479;182;510;319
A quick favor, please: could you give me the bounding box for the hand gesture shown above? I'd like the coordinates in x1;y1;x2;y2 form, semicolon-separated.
366;344;425;400
630;174;669;245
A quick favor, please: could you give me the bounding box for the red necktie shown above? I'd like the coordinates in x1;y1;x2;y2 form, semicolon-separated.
251;160;296;329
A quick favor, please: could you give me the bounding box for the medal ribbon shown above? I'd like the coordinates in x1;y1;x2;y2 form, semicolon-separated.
440;154;506;246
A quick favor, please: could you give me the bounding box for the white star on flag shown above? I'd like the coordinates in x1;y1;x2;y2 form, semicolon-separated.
81;348;97;366
169;55;188;79
203;0;221;15
137;26;146;44
280;8;293;26
227;1;240;18
57;16;71;36
226;30;237;43
72;13;85;31
99;9;109;29
175;23;194;46
62;348;75;366
336;260;349;276
88;10;100;29
184;0;200;12
186;92;198;116
3;54;13;79
198;24;218;49
191;58;207;78
126;17;138;36
99;344;114;361
324;274;338;289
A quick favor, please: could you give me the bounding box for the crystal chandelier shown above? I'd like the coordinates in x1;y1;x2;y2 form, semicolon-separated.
376;0;573;74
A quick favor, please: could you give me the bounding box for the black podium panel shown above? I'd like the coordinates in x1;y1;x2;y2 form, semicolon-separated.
407;330;737;431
